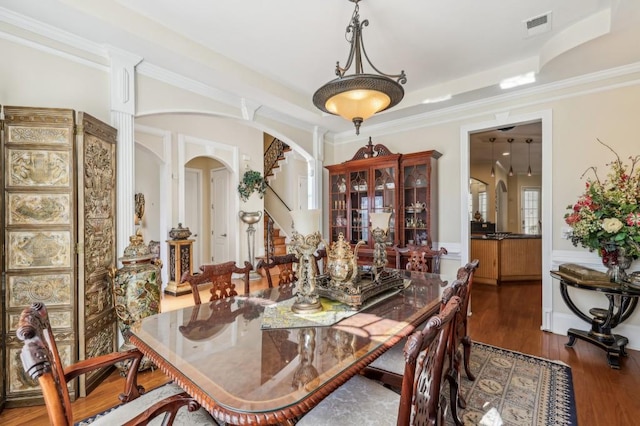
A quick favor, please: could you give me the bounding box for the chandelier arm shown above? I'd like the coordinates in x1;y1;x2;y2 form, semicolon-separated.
336;5;362;78
358;20;407;83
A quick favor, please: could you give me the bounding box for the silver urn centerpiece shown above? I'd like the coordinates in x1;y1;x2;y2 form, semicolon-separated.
169;223;192;240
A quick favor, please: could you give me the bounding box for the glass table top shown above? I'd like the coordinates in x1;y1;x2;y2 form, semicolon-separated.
129;268;449;418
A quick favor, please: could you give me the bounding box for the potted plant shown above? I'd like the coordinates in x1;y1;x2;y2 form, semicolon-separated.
238;169;267;202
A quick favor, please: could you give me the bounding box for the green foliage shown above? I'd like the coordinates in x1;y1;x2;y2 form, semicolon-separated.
238;170;267;202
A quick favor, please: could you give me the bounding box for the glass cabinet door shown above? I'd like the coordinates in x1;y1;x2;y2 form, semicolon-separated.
349;170;368;244
403;163;430;246
329;173;348;243
372;166;396;245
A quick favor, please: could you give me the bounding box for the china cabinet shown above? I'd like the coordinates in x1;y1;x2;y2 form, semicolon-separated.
326;139;440;263
0;106;117;408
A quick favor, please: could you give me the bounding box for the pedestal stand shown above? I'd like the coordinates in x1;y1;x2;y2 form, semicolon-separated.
164;239;194;296
239;211;263;280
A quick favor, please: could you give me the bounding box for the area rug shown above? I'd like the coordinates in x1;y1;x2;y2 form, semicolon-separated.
443;342;577;426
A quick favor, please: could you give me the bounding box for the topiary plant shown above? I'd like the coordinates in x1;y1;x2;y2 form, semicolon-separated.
238;169;267;202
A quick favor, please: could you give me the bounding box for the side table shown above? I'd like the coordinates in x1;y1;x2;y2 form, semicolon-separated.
550;270;640;369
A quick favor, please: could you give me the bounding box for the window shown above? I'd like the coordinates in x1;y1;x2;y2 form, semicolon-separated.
478;191;487;223
522;187;541;234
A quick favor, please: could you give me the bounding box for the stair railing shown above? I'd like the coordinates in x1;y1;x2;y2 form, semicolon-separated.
263;185;291;265
264;137;289;178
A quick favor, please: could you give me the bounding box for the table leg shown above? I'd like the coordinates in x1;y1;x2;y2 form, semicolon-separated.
565;328;628;369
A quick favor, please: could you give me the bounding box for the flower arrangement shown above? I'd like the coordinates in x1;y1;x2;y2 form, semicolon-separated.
237;169;267;202
564;139;640;259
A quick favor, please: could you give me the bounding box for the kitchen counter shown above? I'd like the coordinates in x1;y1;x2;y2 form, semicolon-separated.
471;234;542;285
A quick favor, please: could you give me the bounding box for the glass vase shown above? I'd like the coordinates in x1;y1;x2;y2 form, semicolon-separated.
600;245;632;283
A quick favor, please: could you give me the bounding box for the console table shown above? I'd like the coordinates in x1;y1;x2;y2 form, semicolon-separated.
550;270;640;369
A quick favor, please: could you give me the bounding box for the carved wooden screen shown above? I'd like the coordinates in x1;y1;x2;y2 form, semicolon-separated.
2;106;78;403
76;112;118;396
0;107;117;406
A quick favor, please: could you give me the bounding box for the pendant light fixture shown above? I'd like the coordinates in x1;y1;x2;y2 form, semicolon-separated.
526;138;533;176
489;137;496;177
313;0;407;135
507;138;514;177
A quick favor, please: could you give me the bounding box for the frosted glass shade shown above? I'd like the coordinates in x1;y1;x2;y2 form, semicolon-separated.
325;90;391;122
370;212;391;232
290;209;321;235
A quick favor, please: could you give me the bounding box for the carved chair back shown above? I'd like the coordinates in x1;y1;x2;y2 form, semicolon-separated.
17;303;144;425
182;261;252;305
312;248;327;275
397;295;461;425
256;253;299;289
444;260;480;424
394;245;448;274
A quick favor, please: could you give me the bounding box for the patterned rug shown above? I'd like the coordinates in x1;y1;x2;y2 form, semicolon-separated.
443;342;577;426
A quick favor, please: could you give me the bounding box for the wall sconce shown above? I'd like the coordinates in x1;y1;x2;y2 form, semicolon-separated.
134;193;145;225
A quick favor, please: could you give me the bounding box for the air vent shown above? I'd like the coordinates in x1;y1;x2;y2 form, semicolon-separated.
523;11;552;37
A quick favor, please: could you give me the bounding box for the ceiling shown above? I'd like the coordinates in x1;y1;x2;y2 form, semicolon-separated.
2;0;639;141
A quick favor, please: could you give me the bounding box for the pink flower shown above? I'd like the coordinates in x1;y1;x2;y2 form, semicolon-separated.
627;213;640;226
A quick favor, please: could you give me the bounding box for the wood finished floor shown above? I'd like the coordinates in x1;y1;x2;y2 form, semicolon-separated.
2;278;639;425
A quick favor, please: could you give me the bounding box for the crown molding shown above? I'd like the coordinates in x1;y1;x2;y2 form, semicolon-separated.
330;61;640;145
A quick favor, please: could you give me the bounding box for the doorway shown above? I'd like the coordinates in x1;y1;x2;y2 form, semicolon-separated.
211;167;231;263
461;110;553;331
185;168;203;270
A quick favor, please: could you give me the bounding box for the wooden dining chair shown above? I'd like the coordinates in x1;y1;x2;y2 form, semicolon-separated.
361;277;465;390
256;253;298;288
312;247;328;274
447;259;480;425
394;244;448;274
16;302;218;426
181;260;252;305
296;295;461;426
361;260;479;399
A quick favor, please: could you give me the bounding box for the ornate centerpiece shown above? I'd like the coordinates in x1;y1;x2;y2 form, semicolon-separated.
317;228;404;308
289;209;323;313
169;222;192;240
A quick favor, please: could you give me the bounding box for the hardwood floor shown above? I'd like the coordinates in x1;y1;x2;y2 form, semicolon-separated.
2;279;639;424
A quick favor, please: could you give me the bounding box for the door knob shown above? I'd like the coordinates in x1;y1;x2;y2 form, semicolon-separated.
221;233;227;237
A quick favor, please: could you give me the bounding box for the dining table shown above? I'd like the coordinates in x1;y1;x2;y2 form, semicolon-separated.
127;268;450;425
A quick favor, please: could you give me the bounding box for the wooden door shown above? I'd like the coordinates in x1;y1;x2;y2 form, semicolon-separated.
2;106;78;403
75;112;118;396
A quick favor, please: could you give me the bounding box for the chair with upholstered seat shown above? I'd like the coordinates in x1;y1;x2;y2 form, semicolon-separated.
17;302;218;426
297;295;461;426
181;260;252;305
394;244;448;273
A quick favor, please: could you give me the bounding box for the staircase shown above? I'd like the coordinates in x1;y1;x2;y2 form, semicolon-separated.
262;137;292;261
264;213;287;256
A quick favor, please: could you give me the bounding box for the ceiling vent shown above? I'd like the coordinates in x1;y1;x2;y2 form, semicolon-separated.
523;11;552;37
